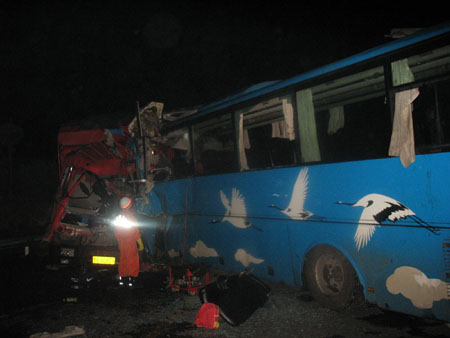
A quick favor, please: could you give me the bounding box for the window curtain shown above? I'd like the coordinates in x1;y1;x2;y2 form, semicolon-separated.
282;97;295;140
391;58;414;86
243;128;250;149
271;97;295;140
238;113;249;171
389;88;419;168
271;121;287;138
389;58;418;168
296;89;321;162
328;106;345;134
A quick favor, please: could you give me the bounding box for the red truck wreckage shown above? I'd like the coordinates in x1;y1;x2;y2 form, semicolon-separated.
47;125;134;241
45;102;271;327
45;102;164;268
46;124;135;267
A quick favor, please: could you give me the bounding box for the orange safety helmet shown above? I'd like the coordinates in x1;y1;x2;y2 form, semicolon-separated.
120;196;132;209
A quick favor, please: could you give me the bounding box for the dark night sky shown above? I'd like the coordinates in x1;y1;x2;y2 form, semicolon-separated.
0;0;448;160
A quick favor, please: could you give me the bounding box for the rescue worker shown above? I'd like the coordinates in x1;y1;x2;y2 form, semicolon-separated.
114;196;144;287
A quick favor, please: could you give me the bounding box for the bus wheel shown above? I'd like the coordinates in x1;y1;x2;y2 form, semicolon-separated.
304;245;360;310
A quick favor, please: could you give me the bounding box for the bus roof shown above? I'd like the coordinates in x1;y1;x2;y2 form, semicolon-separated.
166;21;450;127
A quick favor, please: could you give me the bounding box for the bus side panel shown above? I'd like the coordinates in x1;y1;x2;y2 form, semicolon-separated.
187;172;296;285
152;152;449;321
278;153;449;321
140;179;191;259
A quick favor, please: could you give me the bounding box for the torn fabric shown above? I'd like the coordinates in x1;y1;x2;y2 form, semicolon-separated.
239;114;249;171
328;106;345;135
271;98;295;140
296;89;321;162
389;88;420;168
391;58;414;86
271;121;288;138
282;98;295;140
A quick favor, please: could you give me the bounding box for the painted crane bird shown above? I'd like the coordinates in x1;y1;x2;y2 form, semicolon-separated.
337;193;440;250
211;188;263;232
269;168;313;220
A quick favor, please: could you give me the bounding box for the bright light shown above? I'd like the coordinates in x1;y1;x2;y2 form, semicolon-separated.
112;214;137;228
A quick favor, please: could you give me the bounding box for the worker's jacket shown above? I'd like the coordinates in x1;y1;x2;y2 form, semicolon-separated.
114;209;141;277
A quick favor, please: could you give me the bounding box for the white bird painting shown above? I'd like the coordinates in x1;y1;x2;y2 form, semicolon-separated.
214;188;262;231
270;167;313;220
338;193;439;251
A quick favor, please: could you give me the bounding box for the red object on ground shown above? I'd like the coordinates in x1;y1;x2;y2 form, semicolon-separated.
114;210;141;277
168;268;210;295
193;303;220;329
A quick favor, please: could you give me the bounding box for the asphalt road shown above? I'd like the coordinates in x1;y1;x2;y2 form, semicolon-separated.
1;241;450;338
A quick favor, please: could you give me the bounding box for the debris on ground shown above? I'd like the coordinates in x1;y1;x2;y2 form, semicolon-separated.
168;264;211;295
2;254;450;338
193;303;220;329
199;271;271;326
29;325;85;338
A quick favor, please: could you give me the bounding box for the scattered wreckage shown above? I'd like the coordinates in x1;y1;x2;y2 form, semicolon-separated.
45;102;165;272
45;101;267;328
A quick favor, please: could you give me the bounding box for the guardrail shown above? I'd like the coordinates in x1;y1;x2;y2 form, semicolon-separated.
0;235;44;257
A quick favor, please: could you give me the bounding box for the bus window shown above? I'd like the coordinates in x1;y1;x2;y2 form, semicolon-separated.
413;79;450;153
390;44;450;154
307;66;389;163
192;113;237;175
238;96;296;170
392;44;450;86
164;128;192;178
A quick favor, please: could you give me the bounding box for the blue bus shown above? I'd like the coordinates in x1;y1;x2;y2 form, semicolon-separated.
137;22;450;321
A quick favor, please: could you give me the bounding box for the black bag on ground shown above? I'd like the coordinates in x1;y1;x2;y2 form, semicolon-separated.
198;272;271;326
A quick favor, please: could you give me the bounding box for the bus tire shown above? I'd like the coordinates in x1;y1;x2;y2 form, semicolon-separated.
304;245;360;310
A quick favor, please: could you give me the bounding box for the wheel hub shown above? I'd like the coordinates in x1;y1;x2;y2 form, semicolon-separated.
315;254;345;296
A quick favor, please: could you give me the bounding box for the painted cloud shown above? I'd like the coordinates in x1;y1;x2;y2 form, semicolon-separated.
167;249;179;258
189;240;219;258
386;266;448;309
234;248;264;267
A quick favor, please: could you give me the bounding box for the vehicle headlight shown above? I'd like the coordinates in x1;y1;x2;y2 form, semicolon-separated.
112;214;137;228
